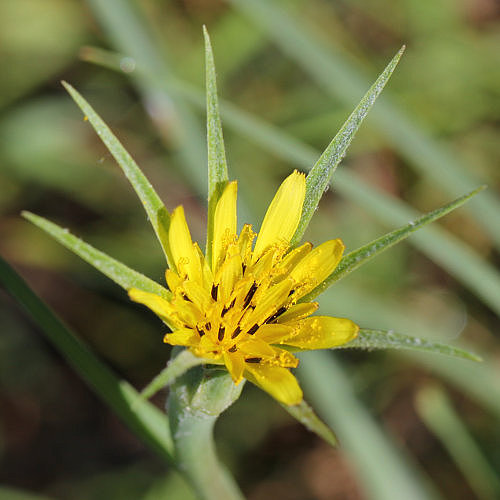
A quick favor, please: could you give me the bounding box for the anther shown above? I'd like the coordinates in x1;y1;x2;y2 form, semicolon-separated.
228;345;237;353
181;293;192;302
221;298;236;317
265;306;287;324
245;357;262;363
211;284;218;301
196;326;205;337
218;325;225;341
231;326;242;339
247;323;260;335
243;282;258;309
288;289;295;297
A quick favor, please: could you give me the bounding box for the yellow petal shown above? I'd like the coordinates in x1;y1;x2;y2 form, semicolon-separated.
216;243;242;303
223;351;245;384
169;206;202;281
165;269;182;293
129;288;180;328
244;364;303;405
276;302;318;324
212;181;238;272
253;170;306;259
289;239;344;298
238;338;276;358
163;328;200;346
255;323;295;344
283;316;358;349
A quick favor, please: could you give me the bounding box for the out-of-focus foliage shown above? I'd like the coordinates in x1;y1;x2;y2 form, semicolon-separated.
1;0;499;499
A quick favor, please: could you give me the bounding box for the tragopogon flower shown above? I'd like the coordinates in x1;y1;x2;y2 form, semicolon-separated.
129;170;358;405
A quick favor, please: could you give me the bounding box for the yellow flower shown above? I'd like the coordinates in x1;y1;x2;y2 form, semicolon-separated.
129;170;358;405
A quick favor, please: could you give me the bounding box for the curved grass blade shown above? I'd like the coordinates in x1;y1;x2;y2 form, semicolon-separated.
141;349;209;400
338;329;481;362
23;211;170;299
0;255;174;463
204;26;229;265
298;352;439;500
283;399;337;447
416;386;500;500
291;46;405;246
302;186;485;302
61;81;174;267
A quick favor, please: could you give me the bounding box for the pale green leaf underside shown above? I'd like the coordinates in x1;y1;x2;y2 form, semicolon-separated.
283;399;337;447
61;81;174;267
141;349;209;400
23;211;170;299
0;255;174;463
302;186;485;302
337;329;481;362
291;46;405;245
204;27;229;265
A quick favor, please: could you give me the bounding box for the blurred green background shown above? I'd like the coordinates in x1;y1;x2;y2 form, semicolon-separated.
1;0;499;499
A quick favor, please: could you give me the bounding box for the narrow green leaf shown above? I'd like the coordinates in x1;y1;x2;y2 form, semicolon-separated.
0;255;174;463
141;349;209;400
61;81;174;267
283;399;337;447
302;186;485;302
298;352;438;500
291;46;405;245
416;386;500;500
338;328;481;362
203;26;229;265
231;0;500;251
23;211;170;299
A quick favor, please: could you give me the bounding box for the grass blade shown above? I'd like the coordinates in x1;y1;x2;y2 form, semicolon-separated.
292;46;405;245
338;328;481;362
23;211;170;299
416;386;500;500
298;352;439;500
283;399;337;447
204;26;229;264
61;81;174;267
141;349;208;400
230;0;500;250
0;255;174;463
302;187;485;301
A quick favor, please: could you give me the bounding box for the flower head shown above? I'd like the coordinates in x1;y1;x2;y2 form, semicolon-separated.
129;170;358;405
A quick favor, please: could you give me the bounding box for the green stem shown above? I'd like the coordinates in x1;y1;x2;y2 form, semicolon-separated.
167;364;245;500
171;411;243;500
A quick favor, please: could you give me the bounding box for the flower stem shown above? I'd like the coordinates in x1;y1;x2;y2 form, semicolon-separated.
170;410;244;500
167;363;245;500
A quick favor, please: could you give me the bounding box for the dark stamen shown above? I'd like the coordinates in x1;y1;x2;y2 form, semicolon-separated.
221;298;236;317
196;326;205;337
242;264;247;274
288;289;295;297
243;282;258;309
265;306;287;324
231;326;242;339
245;357;262;364
247;323;260;335
218;325;225;341
211;284;218;301
228;345;237;353
182;293;192;302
